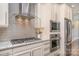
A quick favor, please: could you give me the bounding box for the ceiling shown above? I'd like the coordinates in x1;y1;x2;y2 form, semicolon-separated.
67;3;79;15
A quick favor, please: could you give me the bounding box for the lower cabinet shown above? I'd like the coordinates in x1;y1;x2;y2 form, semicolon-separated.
13;41;50;56
31;41;50;56
0;49;12;56
14;46;43;56
13;45;27;54
43;43;50;56
32;46;43;56
0;40;50;56
48;49;60;56
18;52;31;56
14;50;31;56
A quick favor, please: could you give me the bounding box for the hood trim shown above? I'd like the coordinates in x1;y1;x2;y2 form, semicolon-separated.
15;3;35;20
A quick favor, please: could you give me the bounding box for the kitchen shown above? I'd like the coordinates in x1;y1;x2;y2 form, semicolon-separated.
0;3;78;56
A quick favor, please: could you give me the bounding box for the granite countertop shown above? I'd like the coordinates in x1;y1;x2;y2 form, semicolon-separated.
0;39;49;51
0;41;12;50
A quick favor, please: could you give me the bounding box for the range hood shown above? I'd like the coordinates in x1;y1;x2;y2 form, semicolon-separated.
15;3;35;20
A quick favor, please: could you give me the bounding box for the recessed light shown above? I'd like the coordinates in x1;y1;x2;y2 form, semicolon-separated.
77;11;79;13
71;5;75;7
38;4;41;5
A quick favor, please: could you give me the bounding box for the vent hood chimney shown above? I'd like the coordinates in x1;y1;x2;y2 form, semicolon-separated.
15;3;35;20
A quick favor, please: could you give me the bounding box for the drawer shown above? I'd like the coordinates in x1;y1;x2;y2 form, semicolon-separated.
43;41;50;45
18;52;31;56
0;49;12;56
26;42;44;50
13;45;27;54
13;50;31;56
32;47;42;56
13;42;43;54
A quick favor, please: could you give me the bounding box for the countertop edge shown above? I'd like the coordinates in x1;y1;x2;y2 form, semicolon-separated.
0;39;50;51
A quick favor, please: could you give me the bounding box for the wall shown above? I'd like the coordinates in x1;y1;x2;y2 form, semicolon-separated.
72;14;79;41
0;3;36;41
36;4;51;40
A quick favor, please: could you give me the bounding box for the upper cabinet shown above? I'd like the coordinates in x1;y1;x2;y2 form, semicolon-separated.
69;7;72;20
0;3;8;27
60;4;72;20
51;4;72;21
51;4;60;22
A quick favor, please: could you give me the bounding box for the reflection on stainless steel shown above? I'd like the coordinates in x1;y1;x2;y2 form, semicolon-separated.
50;34;60;52
10;37;40;45
64;18;72;56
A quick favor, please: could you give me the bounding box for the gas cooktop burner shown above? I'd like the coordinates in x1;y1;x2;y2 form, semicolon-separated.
10;37;40;45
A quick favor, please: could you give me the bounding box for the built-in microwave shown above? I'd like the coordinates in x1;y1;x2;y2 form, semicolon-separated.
50;20;60;32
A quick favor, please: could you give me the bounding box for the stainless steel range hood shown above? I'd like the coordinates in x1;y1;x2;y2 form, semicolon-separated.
15;3;35;20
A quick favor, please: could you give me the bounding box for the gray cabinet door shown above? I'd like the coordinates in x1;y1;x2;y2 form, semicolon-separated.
32;47;42;56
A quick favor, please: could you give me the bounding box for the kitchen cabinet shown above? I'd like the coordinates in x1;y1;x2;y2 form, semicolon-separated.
32;46;43;56
51;4;56;21
13;45;31;56
51;4;60;22
69;7;72;20
0;49;12;56
14;50;31;56
0;40;50;56
13;40;50;56
31;40;50;56
68;6;72;20
64;4;69;19
43;41;50;56
0;3;8;27
17;51;31;56
49;49;60;56
61;4;72;20
13;45;27;54
52;4;73;22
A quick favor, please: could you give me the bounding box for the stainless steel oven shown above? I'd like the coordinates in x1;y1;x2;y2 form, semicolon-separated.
50;34;60;52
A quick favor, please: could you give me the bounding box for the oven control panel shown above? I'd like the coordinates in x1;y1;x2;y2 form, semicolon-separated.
50;34;60;39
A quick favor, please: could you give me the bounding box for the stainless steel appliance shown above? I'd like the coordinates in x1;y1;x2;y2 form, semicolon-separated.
50;34;60;52
50;20;60;52
15;3;35;20
10;37;40;45
50;20;60;32
64;18;72;56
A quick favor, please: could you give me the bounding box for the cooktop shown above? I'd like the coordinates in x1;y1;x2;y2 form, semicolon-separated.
10;37;40;45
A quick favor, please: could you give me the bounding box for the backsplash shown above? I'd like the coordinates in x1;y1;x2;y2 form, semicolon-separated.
0;3;36;41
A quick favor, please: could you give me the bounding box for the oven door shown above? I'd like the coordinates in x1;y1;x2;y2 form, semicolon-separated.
50;39;60;52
